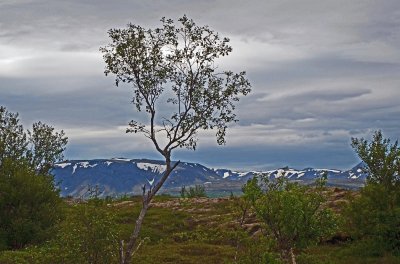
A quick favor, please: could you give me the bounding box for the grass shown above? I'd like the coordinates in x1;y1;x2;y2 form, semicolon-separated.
131;242;235;264
1;193;399;263
300;244;400;264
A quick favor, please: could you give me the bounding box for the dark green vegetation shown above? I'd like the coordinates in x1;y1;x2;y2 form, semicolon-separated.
180;185;207;198
0;106;67;250
346;130;400;256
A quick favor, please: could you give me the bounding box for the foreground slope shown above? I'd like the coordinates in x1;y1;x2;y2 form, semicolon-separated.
1;194;399;264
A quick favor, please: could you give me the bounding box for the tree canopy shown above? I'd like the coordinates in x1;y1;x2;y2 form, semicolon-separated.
0;106;68;249
351;130;400;188
101;15;251;157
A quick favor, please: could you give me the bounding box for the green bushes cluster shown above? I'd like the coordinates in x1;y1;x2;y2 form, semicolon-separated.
44;201;120;263
0;106;67;250
0;158;63;250
243;175;337;263
180;184;207;198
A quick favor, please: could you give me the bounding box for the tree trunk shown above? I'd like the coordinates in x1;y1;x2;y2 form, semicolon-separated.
120;159;180;264
280;248;296;264
121;202;149;264
119;240;124;264
290;248;296;264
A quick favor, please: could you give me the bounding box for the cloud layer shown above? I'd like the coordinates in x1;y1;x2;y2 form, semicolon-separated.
1;0;399;170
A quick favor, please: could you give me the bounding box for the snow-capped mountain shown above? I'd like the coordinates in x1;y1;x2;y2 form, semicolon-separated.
214;163;367;189
52;158;222;197
52;158;368;197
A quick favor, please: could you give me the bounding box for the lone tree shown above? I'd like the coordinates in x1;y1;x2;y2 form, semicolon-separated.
101;15;251;263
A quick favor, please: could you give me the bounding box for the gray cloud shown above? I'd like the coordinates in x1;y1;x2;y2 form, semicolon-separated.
1;0;400;170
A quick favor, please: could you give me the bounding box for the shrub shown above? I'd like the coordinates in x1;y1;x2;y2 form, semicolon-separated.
0;158;63;250
43;202;120;264
0;106;67;250
345;183;400;255
180;185;207;198
243;175;337;263
347;131;400;255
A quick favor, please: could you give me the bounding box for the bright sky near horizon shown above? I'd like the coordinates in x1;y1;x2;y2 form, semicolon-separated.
1;0;399;171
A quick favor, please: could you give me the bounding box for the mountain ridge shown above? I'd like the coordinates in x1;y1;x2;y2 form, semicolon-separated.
52;158;367;197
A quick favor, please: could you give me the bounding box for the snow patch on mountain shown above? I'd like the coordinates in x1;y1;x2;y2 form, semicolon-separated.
111;158;131;162
315;169;341;173
137;162;167;174
147;178;155;186
70;161;99;174
79;162;98;168
54;162;71;168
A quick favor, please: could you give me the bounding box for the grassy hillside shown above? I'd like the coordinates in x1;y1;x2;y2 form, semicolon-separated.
0;190;399;263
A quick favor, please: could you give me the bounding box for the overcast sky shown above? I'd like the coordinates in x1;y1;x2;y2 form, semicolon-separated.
1;0;399;171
